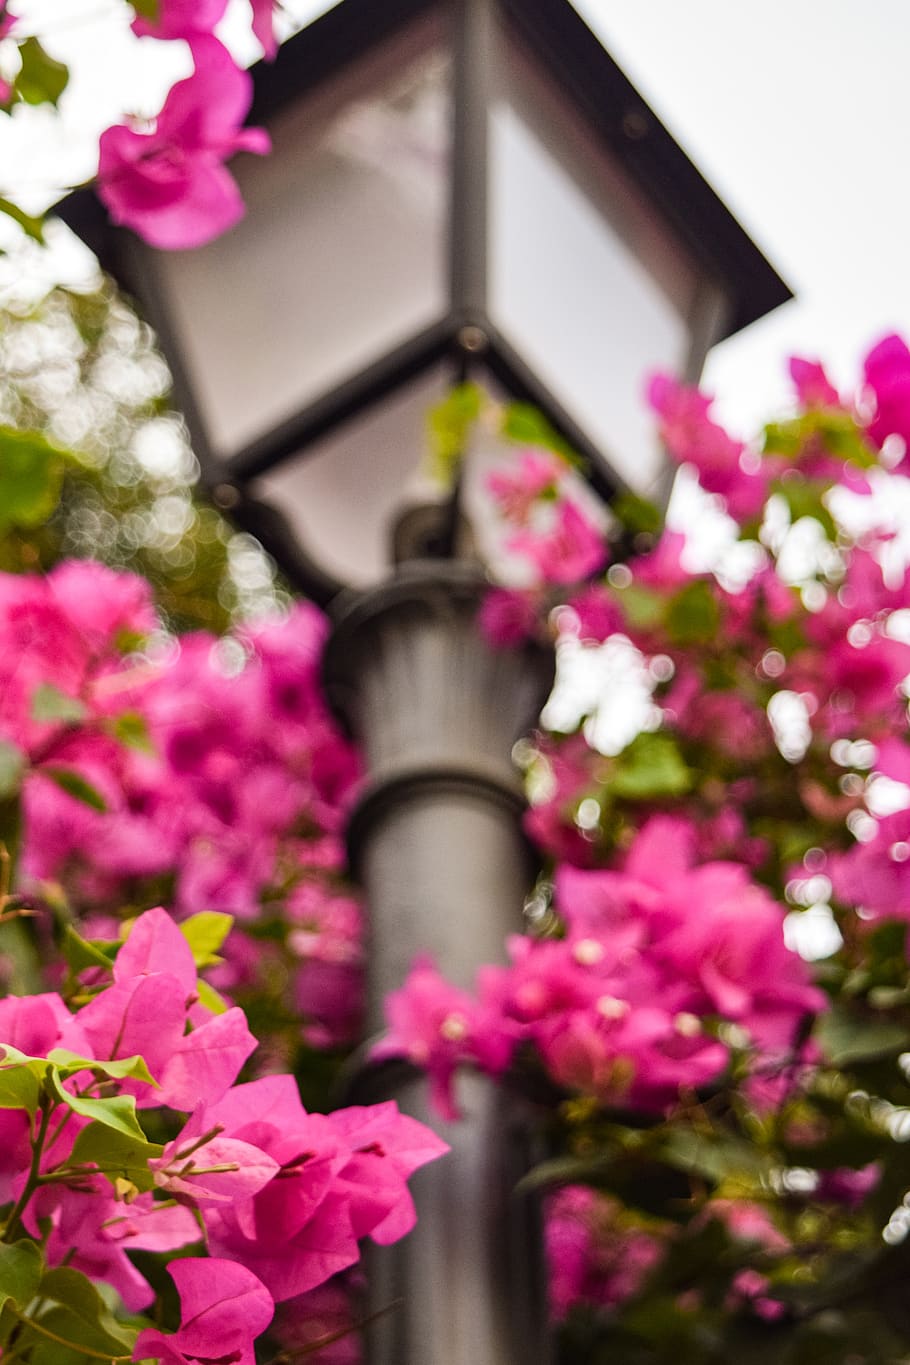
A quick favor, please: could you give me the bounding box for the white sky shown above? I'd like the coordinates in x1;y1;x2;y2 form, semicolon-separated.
0;0;906;441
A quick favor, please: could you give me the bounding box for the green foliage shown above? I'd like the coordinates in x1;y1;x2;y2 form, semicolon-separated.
30;684;87;726
0;198;45;244
763;409;878;470
665;580;721;646
59;923;117;975
14;37;69;107
46;1070;148;1139
68;1123;163;1191
425;382;584;488
772;481;837;541
500;401;580;466
0;1047;155;1126
611;492;663;538
0;427;65;533
0;282;284;631
17;1266;138;1361
608;733;691;801
195;977;229;1015
426;382;483;484
110;710;154;754
0;740;25;800
815;1005;910;1066
40;768;108;812
179;910;233;968
0;1240;42;1315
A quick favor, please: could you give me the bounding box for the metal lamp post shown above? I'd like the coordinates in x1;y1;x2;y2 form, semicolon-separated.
58;3;790;1360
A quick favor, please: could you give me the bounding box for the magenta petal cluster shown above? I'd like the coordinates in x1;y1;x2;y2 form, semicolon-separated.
131;0;228;40
0;906;448;1344
863;332;910;465
133;1259;274;1365
97;37;270;249
379;818;823;1117
647;372;767;521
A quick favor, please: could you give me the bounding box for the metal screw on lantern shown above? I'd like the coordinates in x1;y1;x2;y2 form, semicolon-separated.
57;2;790;1360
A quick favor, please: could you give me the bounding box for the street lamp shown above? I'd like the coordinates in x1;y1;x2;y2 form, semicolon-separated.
58;3;789;1362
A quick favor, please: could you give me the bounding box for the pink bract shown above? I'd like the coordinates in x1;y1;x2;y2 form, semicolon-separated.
131;0;228;39
98;37;270;249
133;1259;274;1365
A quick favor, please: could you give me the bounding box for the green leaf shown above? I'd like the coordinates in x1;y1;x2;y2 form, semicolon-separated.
608;733;691;801
816;1006;910;1066
29;1266;137;1360
110;710;154;754
40;768;107;813
179;911;233;968
500;401;580;467
60;924;116;975
0;1240;43;1314
0;1063;41;1114
426;383;484;484
773;482;837;541
517;1151;618;1192
665;579;720;646
0;1048;155;1117
195;977;229;1015
0;740;25;800
0;197;45;244
661;1128;769;1184
615;583;665;632
130;0;160;18
69;1121;162;1190
611;492;663;537
15;37;69;107
45;1050;157;1086
764;409;877;470
0;427;66;532
47;1071;148;1140
31;684;87;726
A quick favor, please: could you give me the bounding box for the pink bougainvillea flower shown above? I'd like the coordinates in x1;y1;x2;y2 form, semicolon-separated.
34;1184;199;1311
486;450;564;525
863;332;910;464
508;500;608;586
788;356;841;410
478;587;541;648
133;1258;274;1365
194;1076;444;1300
321;1100;450;1244
272;1282;361;1365
131;0;228;39
151;1104;280;1206
545;1187;662;1318
73;916;257;1110
647;372;767;522
250;0;280;58
562;584;624;643
48;560;157;651
629;529;690;593
113;904;197;996
97;37;270;249
374;957;509;1119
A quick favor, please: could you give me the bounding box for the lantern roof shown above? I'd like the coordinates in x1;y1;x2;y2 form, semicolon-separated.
61;0;790;340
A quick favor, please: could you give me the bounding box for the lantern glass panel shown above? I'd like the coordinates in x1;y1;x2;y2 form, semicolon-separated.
488;33;710;494
252;365;452;587
147;15;451;464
